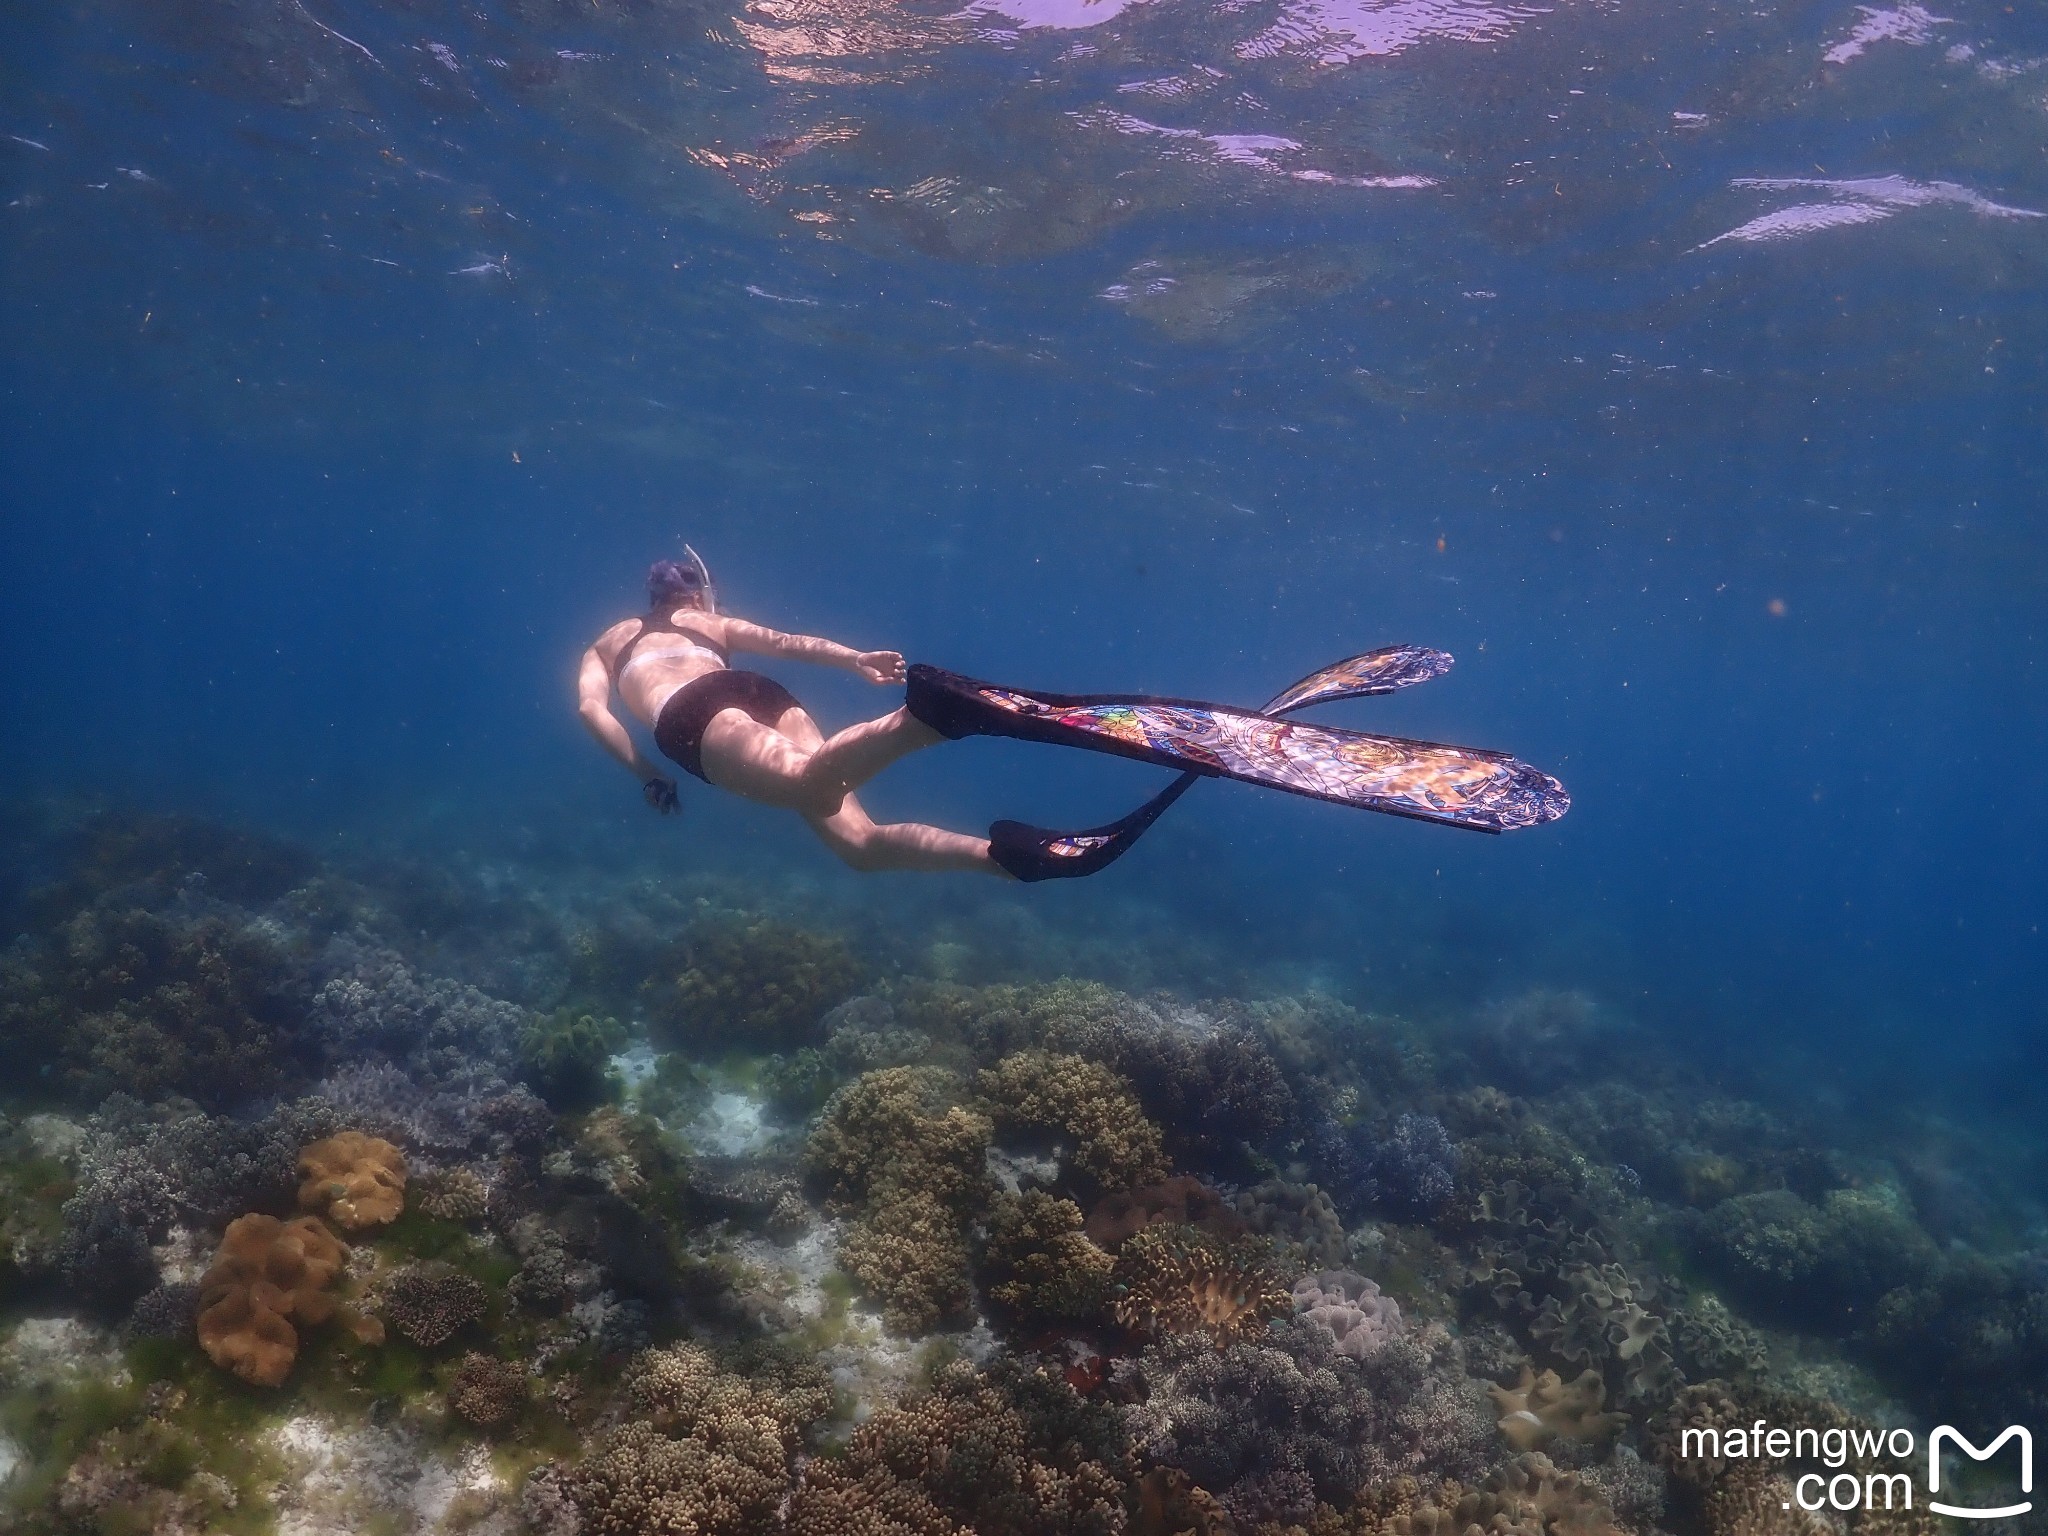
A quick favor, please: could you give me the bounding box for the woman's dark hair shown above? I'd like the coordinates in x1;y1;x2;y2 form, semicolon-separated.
647;559;704;607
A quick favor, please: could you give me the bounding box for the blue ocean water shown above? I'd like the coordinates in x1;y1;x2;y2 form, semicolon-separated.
8;0;2041;1112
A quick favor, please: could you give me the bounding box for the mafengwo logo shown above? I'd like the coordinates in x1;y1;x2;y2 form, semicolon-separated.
1676;1419;2032;1517
1928;1426;2032;1520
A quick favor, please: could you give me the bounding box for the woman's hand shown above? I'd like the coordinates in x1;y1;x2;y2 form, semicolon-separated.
643;776;680;814
855;650;906;685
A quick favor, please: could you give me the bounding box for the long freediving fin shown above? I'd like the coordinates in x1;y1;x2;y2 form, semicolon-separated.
908;661;1569;850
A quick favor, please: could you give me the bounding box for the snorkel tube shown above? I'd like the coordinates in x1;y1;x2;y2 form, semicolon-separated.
682;543;717;614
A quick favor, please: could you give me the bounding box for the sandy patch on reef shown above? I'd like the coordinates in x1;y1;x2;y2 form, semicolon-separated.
728;1222;998;1423
268;1416;510;1536
0;1316;124;1390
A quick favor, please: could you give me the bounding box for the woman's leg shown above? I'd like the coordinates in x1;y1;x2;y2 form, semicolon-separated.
804;794;1007;877
795;706;944;803
697;706;997;877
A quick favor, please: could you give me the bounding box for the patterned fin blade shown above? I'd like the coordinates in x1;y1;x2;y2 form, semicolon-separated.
1261;646;1454;716
1014;698;1569;832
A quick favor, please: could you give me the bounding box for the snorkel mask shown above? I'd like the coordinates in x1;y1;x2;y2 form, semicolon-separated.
647;544;718;614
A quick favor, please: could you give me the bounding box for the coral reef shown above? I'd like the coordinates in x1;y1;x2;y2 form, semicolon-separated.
414;1165;490;1222
1111;1224;1291;1345
307;939;525;1084
566;1344;835;1536
1691;1187;1938;1325
1235;1179;1348;1269
1292;1270;1403;1360
519;1007;627;1112
1087;1176;1245;1248
1119;1317;1498;1521
449;1350;530;1429
840;1190;975;1333
295;1129;408;1230
982;1190;1118;1329
786;1358;1133;1535
0;901;314;1108
382;1262;488;1348
976;1050;1170;1197
1487;1367;1628;1452
807;1067;993;1214
196;1213;380;1385
646;914;864;1052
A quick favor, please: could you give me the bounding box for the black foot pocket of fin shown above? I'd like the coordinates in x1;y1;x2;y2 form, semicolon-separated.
986;774;1195;881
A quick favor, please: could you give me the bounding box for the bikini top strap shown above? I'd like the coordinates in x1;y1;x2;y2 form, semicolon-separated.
611;611;731;680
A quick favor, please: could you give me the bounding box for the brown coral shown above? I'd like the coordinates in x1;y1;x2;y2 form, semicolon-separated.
1487;1367;1627;1451
449;1352;529;1429
1359;1455;1627;1536
297;1131;407;1230
196;1213;381;1386
1087;1176;1246;1249
786;1360;1132;1536
415;1166;489;1223
647;915;864;1051
570;1346;837;1536
1112;1224;1290;1345
975;1050;1169;1196
807;1066;992;1213
384;1262;488;1347
982;1190;1117;1328
840;1191;974;1334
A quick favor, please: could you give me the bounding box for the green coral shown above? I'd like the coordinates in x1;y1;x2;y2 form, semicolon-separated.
980;1191;1115;1330
1694;1185;1939;1323
645;915;863;1052
517;1009;627;1112
974;1051;1169;1197
0;905;309;1110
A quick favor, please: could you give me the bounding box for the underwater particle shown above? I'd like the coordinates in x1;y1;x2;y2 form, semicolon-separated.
196;1213;380;1386
448;1350;529;1429
1486;1365;1627;1451
1111;1223;1290;1344
296;1130;407;1230
383;1262;488;1348
1767;598;1787;617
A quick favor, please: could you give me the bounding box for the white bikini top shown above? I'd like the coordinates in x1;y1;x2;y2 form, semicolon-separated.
618;637;724;678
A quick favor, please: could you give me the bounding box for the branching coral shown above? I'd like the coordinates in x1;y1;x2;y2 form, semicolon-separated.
383;1262;488;1347
1119;1317;1497;1522
307;939;525;1083
569;1345;836;1536
0;902;314;1108
808;1067;992;1214
449;1351;529;1429
296;1130;407;1230
517;1008;627;1111
841;1191;975;1333
982;1191;1117;1329
787;1359;1134;1535
196;1213;381;1386
1112;1224;1290;1346
1692;1187;1939;1325
645;914;864;1052
1486;1368;1626;1452
1343;1453;1630;1536
414;1165;489;1222
976;1051;1169;1197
